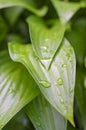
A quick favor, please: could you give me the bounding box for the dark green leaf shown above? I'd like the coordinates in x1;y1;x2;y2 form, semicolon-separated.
75;67;86;130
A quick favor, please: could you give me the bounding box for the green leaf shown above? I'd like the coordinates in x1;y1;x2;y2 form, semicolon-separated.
8;38;76;125
0;51;39;129
50;1;81;23
4;7;23;26
0;0;48;17
0;16;8;42
67;122;78;130
27;16;65;69
75;67;86;130
25;94;67;130
66;18;86;65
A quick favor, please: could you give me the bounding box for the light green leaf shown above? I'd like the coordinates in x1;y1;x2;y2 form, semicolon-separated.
0;0;48;17
27;16;65;69
25;94;67;130
0;51;39;129
50;0;81;23
8;39;76;125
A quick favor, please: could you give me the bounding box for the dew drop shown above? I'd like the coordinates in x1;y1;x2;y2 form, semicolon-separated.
36;122;41;126
39;80;51;88
62;64;67;68
60;99;64;104
66;53;72;62
57;78;63;85
41;46;48;53
34;55;39;60
9;88;15;93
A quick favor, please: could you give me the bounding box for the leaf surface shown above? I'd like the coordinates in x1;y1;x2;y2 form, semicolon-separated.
8;39;76;125
50;0;81;23
27;16;65;69
0;0;47;17
0;51;39;129
25;94;67;130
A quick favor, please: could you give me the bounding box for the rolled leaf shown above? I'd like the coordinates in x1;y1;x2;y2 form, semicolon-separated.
27;16;65;69
25;94;67;130
50;0;81;23
0;0;48;17
8;38;76;125
0;51;39;129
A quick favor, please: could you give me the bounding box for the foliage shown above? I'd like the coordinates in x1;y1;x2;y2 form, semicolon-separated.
0;0;86;130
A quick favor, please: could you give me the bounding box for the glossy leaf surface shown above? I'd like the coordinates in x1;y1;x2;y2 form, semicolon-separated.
25;94;67;130
0;51;39;129
27;16;65;69
51;0;81;23
0;0;47;17
9;38;76;125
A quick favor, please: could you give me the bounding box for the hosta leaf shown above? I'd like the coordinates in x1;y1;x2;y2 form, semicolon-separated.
8;39;76;125
25;94;67;130
27;16;65;69
50;0;81;23
0;51;39;129
0;0;48;17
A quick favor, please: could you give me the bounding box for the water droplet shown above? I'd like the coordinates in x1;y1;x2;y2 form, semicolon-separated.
39;80;51;88
36;122;41;126
9;88;15;93
66;53;72;62
62;64;67;68
40;46;48;53
60;99;64;104
34;55;39;60
70;88;73;93
57;78;63;85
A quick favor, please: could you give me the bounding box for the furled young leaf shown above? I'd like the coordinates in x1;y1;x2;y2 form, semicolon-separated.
0;0;48;17
27;16;65;69
0;51;39;129
8;38;76;125
50;0;81;23
25;94;67;130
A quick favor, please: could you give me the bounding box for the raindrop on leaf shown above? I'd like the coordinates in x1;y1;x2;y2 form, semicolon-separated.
57;78;63;85
39;80;51;88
